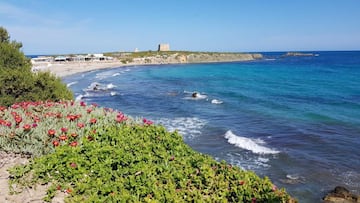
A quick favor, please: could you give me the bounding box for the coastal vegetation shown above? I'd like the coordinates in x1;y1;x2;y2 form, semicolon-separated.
0;27;73;106
105;50;263;65
2;101;293;202
0;27;294;202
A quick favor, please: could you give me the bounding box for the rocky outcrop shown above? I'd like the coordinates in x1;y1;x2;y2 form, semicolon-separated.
186;53;262;63
323;186;360;203
130;53;263;65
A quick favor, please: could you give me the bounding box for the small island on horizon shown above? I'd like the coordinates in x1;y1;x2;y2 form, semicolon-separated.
283;52;318;57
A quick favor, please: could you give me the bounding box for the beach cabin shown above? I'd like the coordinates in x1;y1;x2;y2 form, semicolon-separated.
54;56;66;62
93;53;106;61
31;56;53;63
73;55;86;62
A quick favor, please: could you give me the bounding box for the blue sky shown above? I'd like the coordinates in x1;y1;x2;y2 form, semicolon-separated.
1;0;359;54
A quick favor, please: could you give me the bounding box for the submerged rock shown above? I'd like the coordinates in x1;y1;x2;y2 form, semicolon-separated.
323;186;360;203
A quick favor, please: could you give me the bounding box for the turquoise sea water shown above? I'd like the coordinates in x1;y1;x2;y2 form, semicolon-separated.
63;51;360;202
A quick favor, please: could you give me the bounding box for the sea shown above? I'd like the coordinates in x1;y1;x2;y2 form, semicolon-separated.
62;51;360;202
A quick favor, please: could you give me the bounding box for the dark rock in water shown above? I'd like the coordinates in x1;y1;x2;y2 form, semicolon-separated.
323;186;360;203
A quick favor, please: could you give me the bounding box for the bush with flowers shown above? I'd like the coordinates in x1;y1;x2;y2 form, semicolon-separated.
1;101;294;202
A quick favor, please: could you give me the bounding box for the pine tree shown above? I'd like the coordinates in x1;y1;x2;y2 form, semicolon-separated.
0;27;73;106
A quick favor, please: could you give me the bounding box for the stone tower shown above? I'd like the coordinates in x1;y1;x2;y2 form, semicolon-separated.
158;43;170;51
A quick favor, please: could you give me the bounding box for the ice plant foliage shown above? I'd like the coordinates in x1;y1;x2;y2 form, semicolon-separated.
0;101;130;156
2;100;294;202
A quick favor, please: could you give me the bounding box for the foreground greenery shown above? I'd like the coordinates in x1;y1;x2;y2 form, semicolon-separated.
1;101;294;202
0;27;73;106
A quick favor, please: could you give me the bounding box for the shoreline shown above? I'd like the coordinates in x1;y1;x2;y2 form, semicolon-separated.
32;53;262;78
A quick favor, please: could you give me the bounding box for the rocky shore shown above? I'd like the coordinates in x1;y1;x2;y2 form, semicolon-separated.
323;186;360;203
130;52;263;64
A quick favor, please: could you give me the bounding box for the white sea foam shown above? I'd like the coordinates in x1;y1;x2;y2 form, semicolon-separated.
211;99;223;104
156;117;207;139
183;91;208;100
110;91;117;96
87;82;101;90
223;152;271;171
75;94;84;101
112;73;121;77
85;82;116;91
224;130;279;154
67;81;78;87
195;93;207;99
106;83;116;89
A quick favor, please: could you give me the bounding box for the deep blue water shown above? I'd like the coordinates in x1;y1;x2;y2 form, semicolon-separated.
63;51;360;202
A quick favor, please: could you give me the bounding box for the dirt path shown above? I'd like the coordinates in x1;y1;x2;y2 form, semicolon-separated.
0;152;65;203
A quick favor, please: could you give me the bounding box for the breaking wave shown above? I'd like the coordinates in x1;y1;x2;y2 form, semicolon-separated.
224;130;279;154
67;81;78;87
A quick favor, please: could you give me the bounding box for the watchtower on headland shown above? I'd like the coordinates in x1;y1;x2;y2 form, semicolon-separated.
158;43;170;51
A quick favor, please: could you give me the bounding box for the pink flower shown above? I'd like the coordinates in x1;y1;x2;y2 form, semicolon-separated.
67;114;76;121
61;127;68;133
116;112;127;123
23;124;31;131
143;118;153;125
33;116;40;123
80;101;86;107
70;141;78;147
65;188;72;194
90;118;97;124
70;162;77;168
14;115;22;124
52;140;60;147
32;123;38;128
59;135;68;141
48;129;56;136
77;122;85;128
11;104;20;109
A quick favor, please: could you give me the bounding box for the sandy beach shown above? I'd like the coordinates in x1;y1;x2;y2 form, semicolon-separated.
32;61;127;78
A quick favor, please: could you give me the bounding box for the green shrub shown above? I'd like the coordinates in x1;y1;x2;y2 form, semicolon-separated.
0;27;73;106
31;71;73;102
3;101;293;202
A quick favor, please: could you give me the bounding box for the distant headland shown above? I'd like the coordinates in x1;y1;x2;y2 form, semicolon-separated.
31;44;263;77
